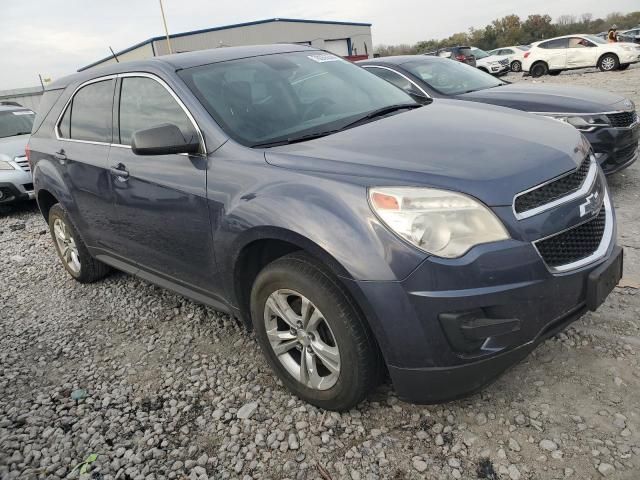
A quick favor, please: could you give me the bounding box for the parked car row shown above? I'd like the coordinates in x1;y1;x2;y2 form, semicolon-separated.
24;44;633;410
358;55;639;175
523;34;640;77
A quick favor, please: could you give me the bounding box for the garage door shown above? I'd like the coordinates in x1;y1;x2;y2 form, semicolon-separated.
324;39;349;57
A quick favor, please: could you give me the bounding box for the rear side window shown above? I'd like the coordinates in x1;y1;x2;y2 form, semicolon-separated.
539;38;569;49
118;77;194;146
59;79;114;143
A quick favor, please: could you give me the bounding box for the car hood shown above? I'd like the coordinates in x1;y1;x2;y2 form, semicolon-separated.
0;134;30;160
265;100;587;207
458;83;628;113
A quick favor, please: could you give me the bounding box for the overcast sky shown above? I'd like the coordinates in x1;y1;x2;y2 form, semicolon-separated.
1;0;638;90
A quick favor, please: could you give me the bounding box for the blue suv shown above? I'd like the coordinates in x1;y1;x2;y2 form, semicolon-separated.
29;45;622;410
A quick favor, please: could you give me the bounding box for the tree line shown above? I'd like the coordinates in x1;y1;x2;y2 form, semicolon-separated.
375;11;640;56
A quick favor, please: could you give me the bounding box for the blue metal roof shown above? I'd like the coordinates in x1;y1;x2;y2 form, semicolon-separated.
79;18;372;71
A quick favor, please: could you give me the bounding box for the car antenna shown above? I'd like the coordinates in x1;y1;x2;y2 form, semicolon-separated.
109;46;120;63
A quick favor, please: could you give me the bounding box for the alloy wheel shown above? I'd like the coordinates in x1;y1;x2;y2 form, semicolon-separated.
264;289;341;390
53;218;81;274
601;56;616;71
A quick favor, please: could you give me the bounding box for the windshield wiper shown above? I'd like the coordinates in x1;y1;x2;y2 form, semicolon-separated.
252;129;341;148
340;103;423;130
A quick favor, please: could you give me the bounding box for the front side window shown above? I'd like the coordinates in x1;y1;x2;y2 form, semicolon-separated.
0;110;35;138
118;77;196;146
60;79;114;143
402;59;505;95
179;51;413;147
569;37;595;48
365;67;424;97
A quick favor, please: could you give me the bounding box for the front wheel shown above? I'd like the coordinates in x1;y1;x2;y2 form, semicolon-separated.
48;204;110;283
510;60;522;72
598;54;619;72
530;62;549;78
250;252;380;411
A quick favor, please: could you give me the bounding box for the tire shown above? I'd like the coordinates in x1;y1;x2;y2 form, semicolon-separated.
618;64;630;71
250;252;380;411
510;60;522;72
548;70;562;76
598;53;619;72
48;203;110;283
530;62;548;78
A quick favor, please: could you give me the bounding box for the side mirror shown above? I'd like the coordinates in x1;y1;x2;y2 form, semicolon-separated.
131;124;201;156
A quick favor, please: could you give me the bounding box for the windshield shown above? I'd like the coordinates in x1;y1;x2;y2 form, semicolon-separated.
403;59;506;95
471;48;490;59
179;51;415;147
0;110;35;139
583;34;607;45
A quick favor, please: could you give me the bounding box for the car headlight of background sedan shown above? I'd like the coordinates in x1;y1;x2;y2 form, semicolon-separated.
542;113;611;131
0;160;17;170
369;187;510;258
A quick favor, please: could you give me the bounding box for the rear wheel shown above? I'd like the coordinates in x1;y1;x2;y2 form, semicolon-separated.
250;252;380;411
530;62;549;78
48;204;110;283
510;60;522;72
598;53;619;72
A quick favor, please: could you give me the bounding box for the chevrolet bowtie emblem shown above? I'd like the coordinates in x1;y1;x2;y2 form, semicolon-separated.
579;191;599;218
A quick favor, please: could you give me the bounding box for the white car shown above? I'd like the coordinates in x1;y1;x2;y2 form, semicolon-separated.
487;45;530;72
469;47;510;76
523;34;640;77
0;105;35;205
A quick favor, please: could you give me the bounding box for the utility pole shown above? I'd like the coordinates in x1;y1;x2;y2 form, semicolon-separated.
159;0;173;54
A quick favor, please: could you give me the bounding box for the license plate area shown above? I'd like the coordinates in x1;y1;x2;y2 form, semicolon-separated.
586;247;623;311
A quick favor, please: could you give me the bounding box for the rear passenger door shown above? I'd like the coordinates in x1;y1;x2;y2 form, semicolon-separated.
107;74;217;294
539;38;569;69
55;78;121;251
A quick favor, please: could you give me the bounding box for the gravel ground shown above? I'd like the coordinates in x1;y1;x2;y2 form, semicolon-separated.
1;64;639;480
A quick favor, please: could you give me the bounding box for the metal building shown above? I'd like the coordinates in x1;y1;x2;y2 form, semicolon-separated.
80;18;373;71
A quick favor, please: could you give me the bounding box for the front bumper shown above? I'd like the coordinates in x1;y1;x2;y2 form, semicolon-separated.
346;178;619;403
585;122;639;174
0;170;34;204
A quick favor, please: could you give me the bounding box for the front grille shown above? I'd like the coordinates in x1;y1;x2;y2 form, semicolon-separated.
615;142;638;163
536;207;606;268
14;156;30;173
499;59;509;66
515;156;591;214
607;111;638;128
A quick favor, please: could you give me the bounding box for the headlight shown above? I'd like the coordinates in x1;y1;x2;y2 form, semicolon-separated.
369;187;510;258
0;160;16;170
542;113;611;131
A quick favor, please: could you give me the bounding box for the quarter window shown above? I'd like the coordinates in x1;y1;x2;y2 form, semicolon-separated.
118;77;195;146
59;79;115;143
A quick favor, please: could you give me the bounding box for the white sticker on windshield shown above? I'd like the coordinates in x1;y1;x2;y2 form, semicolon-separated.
307;53;341;63
12;111;34;116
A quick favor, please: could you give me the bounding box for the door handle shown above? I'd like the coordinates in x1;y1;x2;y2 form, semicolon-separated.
110;164;130;180
53;150;67;161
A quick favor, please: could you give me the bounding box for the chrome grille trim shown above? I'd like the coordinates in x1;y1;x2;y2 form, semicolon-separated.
513;155;598;220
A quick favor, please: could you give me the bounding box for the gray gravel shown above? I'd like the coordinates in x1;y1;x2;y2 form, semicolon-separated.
1;65;640;480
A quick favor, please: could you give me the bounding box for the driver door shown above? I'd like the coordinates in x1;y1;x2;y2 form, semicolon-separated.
107;74;217;294
566;37;598;68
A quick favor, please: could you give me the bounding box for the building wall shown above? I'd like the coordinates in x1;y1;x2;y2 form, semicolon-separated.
151;21;373;59
0;86;44;112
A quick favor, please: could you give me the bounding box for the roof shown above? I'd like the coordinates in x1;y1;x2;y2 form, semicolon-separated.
79;17;372;71
53;44;318;90
358;55;444;66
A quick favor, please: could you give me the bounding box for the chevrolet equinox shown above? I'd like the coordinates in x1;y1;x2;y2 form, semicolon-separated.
29;45;623;411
